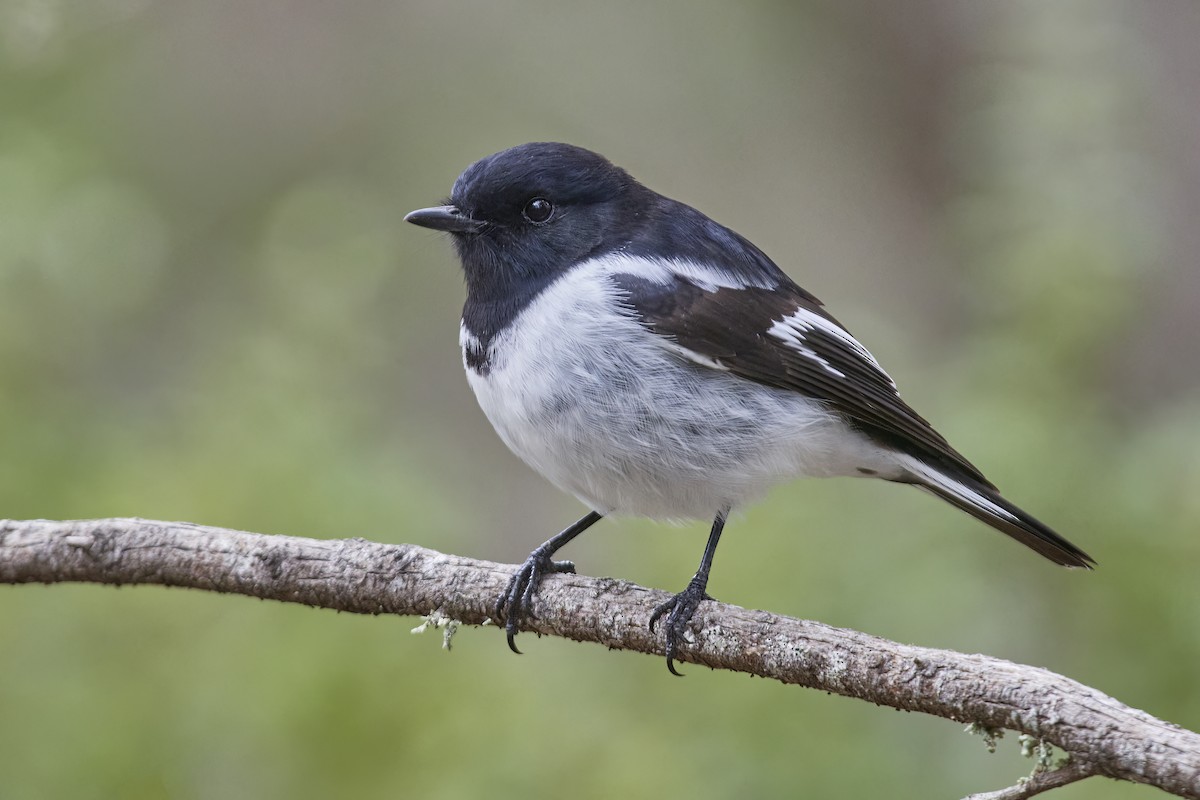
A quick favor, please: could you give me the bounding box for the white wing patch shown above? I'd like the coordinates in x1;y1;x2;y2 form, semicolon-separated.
768;306;897;389
765;319;847;378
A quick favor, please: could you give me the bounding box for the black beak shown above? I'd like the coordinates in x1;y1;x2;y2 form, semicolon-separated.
404;205;484;234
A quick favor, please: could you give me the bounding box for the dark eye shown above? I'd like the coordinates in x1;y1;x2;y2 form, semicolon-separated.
522;197;554;223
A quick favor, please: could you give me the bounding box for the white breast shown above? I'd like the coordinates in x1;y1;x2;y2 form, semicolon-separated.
462;257;897;520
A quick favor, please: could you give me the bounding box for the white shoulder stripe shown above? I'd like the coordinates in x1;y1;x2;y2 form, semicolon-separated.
582;253;776;291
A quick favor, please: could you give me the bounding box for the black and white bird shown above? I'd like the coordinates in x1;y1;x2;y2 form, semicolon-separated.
405;142;1093;674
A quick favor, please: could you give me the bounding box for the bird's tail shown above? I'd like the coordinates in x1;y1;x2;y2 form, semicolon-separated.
899;456;1095;569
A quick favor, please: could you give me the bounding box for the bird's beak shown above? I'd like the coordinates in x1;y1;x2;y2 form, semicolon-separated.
404;205;484;234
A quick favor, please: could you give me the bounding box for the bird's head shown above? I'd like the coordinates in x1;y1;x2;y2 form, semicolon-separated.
406;142;646;294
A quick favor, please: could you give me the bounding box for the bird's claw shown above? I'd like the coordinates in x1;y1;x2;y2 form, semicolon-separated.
495;550;576;653
649;578;712;676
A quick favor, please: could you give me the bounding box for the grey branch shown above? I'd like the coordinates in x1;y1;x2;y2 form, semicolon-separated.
962;758;1094;800
2;518;1197;798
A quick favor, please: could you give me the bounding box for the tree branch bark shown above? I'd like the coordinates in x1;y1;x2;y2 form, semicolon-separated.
963;757;1094;800
2;518;1197;797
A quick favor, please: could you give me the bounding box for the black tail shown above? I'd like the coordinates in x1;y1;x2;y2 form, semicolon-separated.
901;457;1094;568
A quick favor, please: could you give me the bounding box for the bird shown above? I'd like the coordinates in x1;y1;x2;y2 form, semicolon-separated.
405;142;1094;675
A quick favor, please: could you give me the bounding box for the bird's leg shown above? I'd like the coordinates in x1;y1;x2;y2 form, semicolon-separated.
649;509;728;676
495;510;603;653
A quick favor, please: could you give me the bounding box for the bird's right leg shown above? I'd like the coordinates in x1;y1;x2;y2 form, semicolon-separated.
495;510;604;653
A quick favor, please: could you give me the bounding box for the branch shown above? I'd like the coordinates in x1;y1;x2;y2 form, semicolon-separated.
2;518;1197;798
963;757;1093;800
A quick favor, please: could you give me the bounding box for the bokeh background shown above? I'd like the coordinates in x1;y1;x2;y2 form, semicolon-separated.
2;1;1198;797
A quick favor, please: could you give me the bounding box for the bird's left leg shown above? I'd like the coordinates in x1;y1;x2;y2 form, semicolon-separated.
649;508;728;676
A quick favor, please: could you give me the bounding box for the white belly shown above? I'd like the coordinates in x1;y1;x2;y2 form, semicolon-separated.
463;262;895;520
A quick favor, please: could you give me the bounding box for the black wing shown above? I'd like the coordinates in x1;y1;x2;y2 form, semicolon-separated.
611;271;992;487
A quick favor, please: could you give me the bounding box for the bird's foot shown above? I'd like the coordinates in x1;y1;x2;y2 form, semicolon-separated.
494;547;576;653
649;577;713;676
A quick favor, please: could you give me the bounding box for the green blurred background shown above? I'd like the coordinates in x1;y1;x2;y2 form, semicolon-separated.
2;1;1198;797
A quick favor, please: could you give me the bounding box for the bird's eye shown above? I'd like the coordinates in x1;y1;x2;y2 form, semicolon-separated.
522;198;554;223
